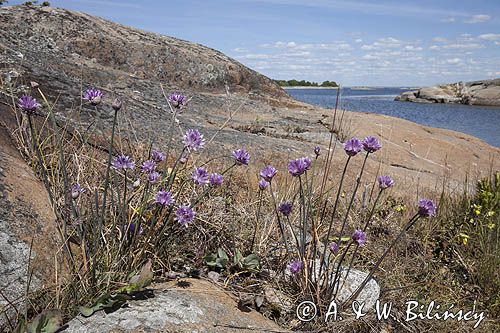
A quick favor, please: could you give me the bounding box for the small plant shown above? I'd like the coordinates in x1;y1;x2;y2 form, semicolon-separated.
205;248;230;269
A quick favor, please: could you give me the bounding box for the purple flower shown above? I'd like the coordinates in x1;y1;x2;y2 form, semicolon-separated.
288;260;303;275
148;171;160;184
192;167;209;185
329;242;339;254
278;201;292;216
183;129;205;152
112;155;135;170
83;88;104;105
210;173;223;186
344;137;363;156
418;199;436;217
152;150;165;163
155;190;174;206
175;205;195;227
258;179;269;190
352;229;367;247
141;160;156;173
378;175;394;189
232;149;250;166
314;146;321;158
259;165;277;182
168;92;187;108
362;136;382;153
287;157;311;177
18;95;41;115
124;223;143;236
70;183;86;200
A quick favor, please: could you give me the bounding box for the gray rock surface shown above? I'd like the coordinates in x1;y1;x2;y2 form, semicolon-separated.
0;123;61;331
310;259;380;309
65;279;288;333
395;79;500;106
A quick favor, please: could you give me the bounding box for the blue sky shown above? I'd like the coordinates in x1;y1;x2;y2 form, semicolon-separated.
7;0;500;86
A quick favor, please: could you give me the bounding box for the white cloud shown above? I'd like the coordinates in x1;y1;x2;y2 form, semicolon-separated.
405;45;423;51
233;47;248;53
446;58;462;64
442;43;484;50
355;38;363;43
441;17;456;23
429;45;440;50
464;14;491;23
432;37;448;43
478;33;500;41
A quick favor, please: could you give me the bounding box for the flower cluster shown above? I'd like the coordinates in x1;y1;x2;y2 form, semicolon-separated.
278;201;293;216
352;229;367;246
141;160;156;173
210;173;224;187
362;136;382;153
18;95;41;115
418;198;437;217
168;93;187;108
175;205;195;227
70;183;86;200
83;88;104;105
259;165;277;182
192;167;210;185
288;260;303;275
344;136;382;156
258;179;269;190
152;150;165;163
344;137;363;156
155;190;175;206
378;175;394;189
287;157;311;177
112;155;135;170
232;149;250;166
183;129;205;152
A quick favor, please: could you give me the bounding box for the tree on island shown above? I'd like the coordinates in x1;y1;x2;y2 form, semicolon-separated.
274;79;338;87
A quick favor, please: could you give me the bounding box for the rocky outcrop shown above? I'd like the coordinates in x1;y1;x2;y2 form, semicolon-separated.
0;5;498;194
395;79;500;106
0;121;63;331
0;5;289;104
65;278;287;333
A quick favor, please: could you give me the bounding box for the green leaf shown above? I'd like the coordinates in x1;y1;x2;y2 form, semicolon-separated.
204;253;217;266
25;310;63;333
242;254;260;271
215;257;228;268
233;248;243;266
217;248;229;262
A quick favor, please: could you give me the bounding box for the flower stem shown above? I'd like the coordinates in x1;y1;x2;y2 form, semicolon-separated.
341;213;420;307
99;108;118;231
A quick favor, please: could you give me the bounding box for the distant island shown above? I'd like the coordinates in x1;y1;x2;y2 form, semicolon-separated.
274;79;338;88
395;78;500;107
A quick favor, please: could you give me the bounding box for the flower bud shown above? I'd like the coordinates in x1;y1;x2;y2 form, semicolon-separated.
112;98;122;111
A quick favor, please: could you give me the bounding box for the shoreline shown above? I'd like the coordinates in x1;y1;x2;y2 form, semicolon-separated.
282;86;339;89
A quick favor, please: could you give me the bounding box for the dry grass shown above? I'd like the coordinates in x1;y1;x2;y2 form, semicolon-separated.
2;84;499;333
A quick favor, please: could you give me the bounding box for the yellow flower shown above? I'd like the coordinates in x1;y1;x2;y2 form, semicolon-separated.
395;204;406;213
486;211;495;217
472;204;481;216
487;223;495;230
458;233;469;246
